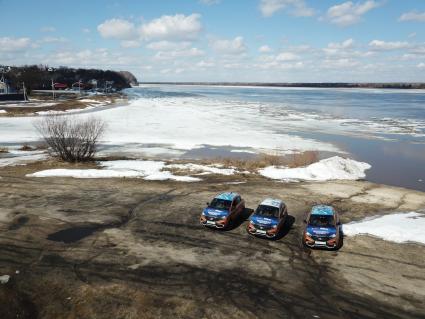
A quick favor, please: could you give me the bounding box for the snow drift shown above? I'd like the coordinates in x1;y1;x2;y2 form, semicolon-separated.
343;212;425;245
259;156;371;182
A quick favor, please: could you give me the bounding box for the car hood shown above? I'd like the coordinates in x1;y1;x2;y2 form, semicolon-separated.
250;215;279;227
307;226;337;237
203;207;229;218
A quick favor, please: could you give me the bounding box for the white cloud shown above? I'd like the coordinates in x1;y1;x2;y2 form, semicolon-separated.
259;45;272;53
259;0;315;17
82;28;91;34
325;1;380;26
276;52;299;61
408;32;417;39
210;36;246;54
97;18;136;40
0;37;31;52
197;60;215;68
139;14;202;41
146;41;192;51
417;62;425;68
121;40;141;48
323;38;355;54
399;11;425;23
369;40;409;50
153;48;205;60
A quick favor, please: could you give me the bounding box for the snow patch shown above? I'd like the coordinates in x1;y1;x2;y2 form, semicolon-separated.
0;275;10;284
167;163;236;175
0;110;6;114
343;212;425;245
27;160;201;182
259;156;371;182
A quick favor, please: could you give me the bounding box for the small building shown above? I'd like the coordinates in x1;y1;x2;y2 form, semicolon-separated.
0;74;9;94
54;83;68;90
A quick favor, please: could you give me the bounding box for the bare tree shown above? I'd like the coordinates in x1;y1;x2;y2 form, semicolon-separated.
35;115;106;162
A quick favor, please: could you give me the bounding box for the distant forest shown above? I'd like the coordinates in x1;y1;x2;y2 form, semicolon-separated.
142;82;425;89
1;65;138;93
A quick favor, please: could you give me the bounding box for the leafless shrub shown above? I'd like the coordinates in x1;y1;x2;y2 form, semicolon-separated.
34;115;106;162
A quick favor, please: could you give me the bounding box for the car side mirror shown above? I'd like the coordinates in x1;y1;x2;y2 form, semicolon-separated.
206;202;210;207
337;221;341;225
303;219;307;224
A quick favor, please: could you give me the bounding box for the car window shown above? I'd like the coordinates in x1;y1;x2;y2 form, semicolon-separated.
209;198;232;210
309;215;334;227
235;196;241;205
256;205;279;218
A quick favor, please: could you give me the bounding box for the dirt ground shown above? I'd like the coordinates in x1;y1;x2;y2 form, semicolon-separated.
0;162;425;319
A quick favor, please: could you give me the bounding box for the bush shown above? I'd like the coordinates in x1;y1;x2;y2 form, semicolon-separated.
35;115;106;162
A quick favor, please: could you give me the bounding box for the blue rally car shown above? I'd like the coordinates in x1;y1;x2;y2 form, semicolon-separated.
247;198;287;238
200;192;245;229
303;205;342;249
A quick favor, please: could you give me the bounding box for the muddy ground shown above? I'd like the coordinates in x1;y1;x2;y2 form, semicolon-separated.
0;162;425;319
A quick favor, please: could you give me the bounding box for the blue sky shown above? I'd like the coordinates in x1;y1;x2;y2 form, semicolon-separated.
0;0;424;82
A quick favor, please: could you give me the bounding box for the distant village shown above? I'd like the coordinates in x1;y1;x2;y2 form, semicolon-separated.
0;65;138;101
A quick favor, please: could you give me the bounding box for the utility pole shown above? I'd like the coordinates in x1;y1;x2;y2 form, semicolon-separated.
23;82;27;101
51;78;55;100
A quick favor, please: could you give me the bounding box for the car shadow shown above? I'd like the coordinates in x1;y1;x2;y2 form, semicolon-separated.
268;215;295;241
226;207;254;231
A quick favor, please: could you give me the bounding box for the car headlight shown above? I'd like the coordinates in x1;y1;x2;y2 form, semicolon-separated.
306;232;312;236
220;215;228;220
329;234;336;238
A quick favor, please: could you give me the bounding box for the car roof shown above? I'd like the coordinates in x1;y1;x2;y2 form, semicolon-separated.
311;205;335;216
215;192;239;201
260;198;283;208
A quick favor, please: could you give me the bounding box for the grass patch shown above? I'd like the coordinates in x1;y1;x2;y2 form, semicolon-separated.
210;151;319;171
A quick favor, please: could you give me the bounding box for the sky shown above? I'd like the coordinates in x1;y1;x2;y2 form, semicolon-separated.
0;0;424;82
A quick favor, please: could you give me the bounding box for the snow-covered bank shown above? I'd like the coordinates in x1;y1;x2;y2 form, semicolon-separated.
26;160;238;181
259;156;371;182
27;160;200;182
343;212;425;245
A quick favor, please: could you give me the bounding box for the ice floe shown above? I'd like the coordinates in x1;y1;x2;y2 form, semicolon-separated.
343;212;425;245
0;150;48;167
259;156;371;181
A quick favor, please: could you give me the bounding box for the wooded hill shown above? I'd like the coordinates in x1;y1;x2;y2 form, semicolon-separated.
1;65;138;93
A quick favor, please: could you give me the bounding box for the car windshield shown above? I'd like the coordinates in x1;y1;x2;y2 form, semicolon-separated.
209;198;231;210
256;205;279;218
309;215;334;227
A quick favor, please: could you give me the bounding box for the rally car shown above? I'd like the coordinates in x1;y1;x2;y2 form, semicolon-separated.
247;198;288;238
303;205;342;249
200;192;245;229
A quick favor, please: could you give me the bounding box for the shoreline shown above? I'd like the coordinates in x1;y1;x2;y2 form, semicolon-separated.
139;82;425;90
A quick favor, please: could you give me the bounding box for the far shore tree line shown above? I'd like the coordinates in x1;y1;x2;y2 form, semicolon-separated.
1;65;138;94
